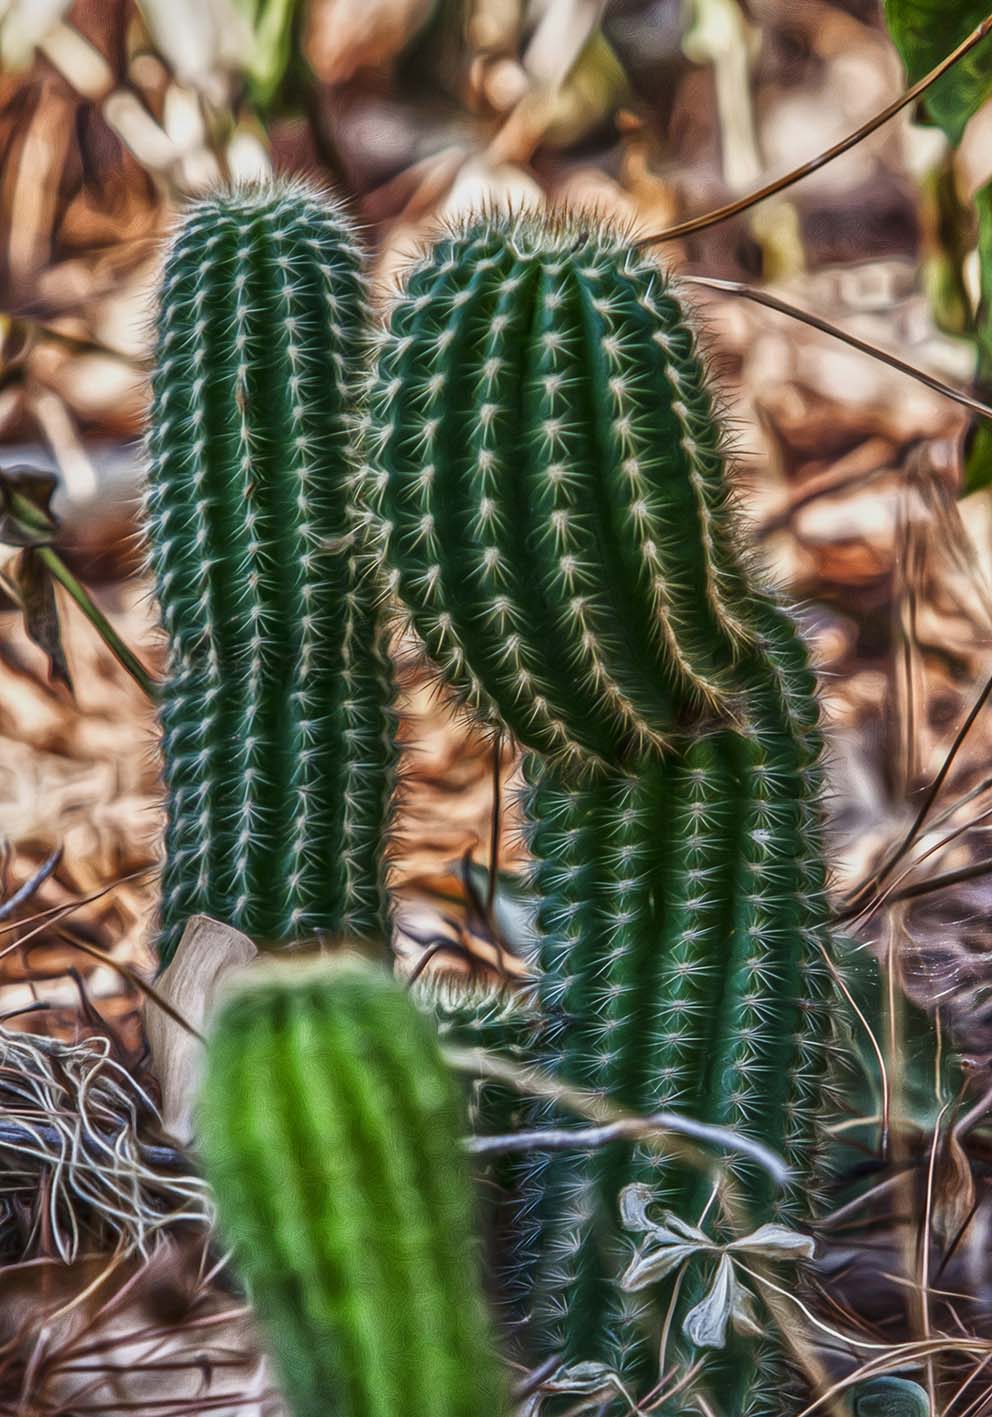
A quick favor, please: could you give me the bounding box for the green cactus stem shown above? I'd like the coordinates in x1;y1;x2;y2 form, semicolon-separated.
510;728;834;1406
852;1377;931;1417
360;213;823;769
359;210;838;1411
198;955;509;1417
146;181;393;965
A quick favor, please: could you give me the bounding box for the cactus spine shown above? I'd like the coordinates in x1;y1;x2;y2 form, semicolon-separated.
360;212;836;1410
198;955;509;1417
147;181;393;965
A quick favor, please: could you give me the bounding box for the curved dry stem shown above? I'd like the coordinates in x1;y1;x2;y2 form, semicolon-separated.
681;276;992;422
637;17;992;246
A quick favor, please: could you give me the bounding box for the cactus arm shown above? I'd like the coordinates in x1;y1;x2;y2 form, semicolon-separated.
368;226;750;766
147;184;394;964
367;221;807;767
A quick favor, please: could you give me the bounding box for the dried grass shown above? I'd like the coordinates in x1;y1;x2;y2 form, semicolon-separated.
0;1025;208;1265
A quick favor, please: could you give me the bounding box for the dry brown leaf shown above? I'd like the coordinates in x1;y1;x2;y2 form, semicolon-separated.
144;914;258;1145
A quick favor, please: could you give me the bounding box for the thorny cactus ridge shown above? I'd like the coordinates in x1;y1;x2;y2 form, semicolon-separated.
146;181;394;965
359;211;820;770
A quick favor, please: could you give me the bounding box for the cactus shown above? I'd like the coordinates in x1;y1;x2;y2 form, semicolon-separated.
852;1378;931;1417
198;954;509;1417
146;181;394;965
358;211;837;1411
360;213;821;768
506;734;833;1407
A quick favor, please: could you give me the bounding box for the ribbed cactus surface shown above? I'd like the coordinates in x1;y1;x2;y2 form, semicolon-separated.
362;216;816;767
513;728;833;1404
198;956;508;1417
147;182;393;964
360;211;837;1412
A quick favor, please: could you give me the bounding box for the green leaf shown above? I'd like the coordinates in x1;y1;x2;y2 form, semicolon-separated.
963;417;992;494
922;157;975;338
0;461;155;698
231;0;299;109
963;179;992;494
852;1376;930;1417
884;0;992;145
35;545;157;701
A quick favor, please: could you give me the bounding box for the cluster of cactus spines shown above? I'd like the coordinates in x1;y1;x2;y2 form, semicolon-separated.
146;181;394;964
357;210;837;1409
198;956;509;1417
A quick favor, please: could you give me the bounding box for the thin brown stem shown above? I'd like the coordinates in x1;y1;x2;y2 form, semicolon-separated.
839;665;992;920
59;933;205;1043
681;275;992;421
886;854;992;903
637;16;992;245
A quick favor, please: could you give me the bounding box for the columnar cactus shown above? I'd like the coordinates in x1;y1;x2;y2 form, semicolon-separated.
360;214;819;767
512;735;833;1404
198;955;509;1417
146;181;394;965
358;211;837;1410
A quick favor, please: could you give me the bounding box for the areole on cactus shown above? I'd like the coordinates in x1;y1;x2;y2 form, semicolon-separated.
198;955;509;1417
146;180;394;966
357;207;838;1411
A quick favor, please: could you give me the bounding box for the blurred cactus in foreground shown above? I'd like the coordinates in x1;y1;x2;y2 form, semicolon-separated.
198;955;509;1417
